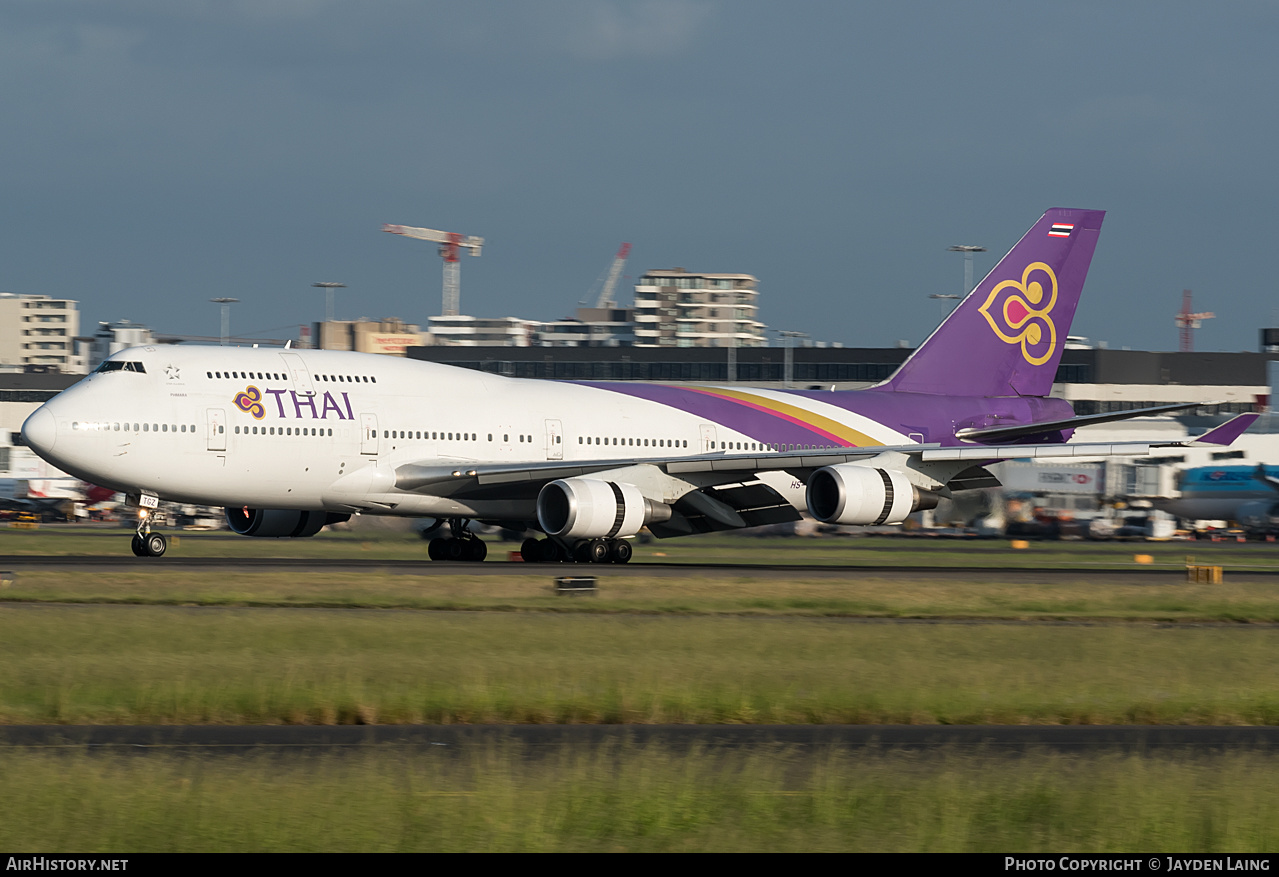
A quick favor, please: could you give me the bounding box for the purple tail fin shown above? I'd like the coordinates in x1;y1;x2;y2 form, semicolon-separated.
882;208;1105;397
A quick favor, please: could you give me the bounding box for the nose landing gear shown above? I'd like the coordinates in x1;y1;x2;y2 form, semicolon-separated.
130;510;168;558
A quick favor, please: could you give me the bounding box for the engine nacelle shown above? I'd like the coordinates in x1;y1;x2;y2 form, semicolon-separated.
225;507;351;538
806;464;929;526
537;478;671;539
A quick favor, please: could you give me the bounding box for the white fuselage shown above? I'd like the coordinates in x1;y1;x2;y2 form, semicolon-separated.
23;345;909;521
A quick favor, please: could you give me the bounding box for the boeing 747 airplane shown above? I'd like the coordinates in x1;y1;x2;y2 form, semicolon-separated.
20;208;1257;561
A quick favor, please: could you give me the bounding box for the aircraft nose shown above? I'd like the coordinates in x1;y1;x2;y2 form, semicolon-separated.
21;407;57;455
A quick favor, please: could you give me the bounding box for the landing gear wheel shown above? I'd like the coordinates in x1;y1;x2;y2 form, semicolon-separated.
573;540;594;563
144;533;167;558
428;537;449;561
609;539;633;564
538;538;563;563
520;537;542;563
586;539;610;564
462;538;487;562
446;538;466;561
130;535;146;557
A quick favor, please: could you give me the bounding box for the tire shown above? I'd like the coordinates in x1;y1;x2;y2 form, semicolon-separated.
609;539;633;564
428;537;448;561
539;538;562;562
463;539;487;562
144;533;167;557
446;538;466;561
520;537;542;563
572;540;594;563
130;535;146;557
587;539;610;564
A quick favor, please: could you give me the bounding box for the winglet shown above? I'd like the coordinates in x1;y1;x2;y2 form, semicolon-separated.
1187;413;1260;446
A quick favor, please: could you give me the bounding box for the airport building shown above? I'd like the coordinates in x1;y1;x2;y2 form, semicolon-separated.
312;318;425;355
425;315;538;347
535;307;637;347
632;269;766;348
0;293;87;374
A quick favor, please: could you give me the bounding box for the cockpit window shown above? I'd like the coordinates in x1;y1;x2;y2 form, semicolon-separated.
95;361;147;373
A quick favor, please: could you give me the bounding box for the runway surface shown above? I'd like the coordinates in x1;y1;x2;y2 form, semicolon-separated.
1;724;1276;753
4;554;1279;580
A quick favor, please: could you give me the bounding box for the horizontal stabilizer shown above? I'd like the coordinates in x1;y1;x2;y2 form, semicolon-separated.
1188;412;1260;446
955;402;1207;443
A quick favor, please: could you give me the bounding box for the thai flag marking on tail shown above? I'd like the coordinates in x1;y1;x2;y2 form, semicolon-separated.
1048;223;1074;238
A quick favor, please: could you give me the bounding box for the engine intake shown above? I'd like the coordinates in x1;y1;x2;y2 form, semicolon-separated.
537;478;671;539
225;507;351;538
806;465;931;526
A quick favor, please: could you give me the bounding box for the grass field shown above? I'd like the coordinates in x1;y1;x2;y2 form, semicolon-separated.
3;607;1277;725
2;746;1276;852
3;527;1276;851
5;566;1279;622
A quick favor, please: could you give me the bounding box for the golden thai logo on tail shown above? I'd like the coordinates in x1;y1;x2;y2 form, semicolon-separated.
977;262;1058;366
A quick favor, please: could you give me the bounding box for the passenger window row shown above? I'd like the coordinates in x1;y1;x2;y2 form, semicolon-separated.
73;421;193;433
235;426;333;436
207;370;377;384
579;436;689;449
384;431;476;441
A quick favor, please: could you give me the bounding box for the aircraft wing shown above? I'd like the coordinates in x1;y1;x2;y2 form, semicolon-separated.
954;401;1208;443
395;412;1260;498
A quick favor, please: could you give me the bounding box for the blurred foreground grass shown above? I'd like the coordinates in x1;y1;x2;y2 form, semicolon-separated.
3;607;1277;725
1;746;1275;852
5;568;1279;623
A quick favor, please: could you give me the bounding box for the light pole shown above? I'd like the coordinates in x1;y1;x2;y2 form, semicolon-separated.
947;245;986;296
210;298;239;346
312;282;346;324
779;330;807;388
929;293;961;319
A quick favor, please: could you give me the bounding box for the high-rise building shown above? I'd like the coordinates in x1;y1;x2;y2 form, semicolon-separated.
632;270;766;348
0;293;86;374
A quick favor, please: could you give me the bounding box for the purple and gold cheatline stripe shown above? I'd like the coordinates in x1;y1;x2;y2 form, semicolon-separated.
681;387;880;447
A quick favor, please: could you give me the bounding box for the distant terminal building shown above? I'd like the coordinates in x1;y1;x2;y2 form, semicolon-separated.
536;307;637;347
633;269;766;348
312;318;425;355
0;293;87;374
426;315;538;347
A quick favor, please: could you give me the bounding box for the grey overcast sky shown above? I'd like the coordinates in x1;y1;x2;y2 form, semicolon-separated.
2;0;1277;352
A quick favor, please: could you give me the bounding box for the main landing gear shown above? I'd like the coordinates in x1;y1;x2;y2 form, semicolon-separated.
426;518;488;562
519;536;632;564
130;509;167;558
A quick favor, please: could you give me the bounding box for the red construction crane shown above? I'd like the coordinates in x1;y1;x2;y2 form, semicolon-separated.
593;243;632;309
1175;289;1214;352
382;224;484;317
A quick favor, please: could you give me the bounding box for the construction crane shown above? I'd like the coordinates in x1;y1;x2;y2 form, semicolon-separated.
382;224;484;316
1175;289;1215;352
591;243;632;309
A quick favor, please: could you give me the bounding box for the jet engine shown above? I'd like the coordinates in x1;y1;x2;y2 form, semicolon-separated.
537;478;671;539
224;507;352;538
805;464;935;526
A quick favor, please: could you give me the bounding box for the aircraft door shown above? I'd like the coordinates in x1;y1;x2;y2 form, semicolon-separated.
280;353;316;397
360;413;379;455
700;424;717;453
544;419;563;460
207;409;227;452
